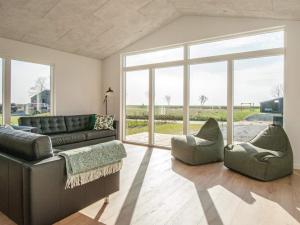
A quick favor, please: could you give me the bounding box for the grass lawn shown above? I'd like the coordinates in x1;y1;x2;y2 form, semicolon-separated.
126;105;260;122
126;121;202;135
11;116;19;125
125;105;260;136
0;115;19;125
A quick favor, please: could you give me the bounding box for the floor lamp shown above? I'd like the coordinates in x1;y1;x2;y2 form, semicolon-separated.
104;87;114;115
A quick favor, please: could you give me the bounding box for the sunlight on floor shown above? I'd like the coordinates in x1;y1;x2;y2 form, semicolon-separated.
73;145;300;225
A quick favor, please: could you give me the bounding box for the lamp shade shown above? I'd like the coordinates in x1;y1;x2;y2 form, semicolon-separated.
105;87;114;96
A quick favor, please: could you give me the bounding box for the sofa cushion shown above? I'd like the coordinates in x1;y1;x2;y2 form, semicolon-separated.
65;115;92;132
94;115;114;130
84;129;116;141
0;127;53;161
18;116;67;134
50;132;87;147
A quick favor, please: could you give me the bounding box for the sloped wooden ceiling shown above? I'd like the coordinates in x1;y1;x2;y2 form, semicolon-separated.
0;0;299;59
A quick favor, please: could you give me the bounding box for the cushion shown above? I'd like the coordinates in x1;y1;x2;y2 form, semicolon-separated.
65;115;91;132
94;115;114;130
0;128;53;161
18;116;67;134
85;129;116;140
90;114;97;129
50;132;87;147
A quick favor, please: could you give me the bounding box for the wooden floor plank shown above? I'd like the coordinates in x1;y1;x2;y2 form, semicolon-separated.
1;144;300;225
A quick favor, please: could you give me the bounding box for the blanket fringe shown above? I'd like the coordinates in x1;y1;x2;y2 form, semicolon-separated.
65;161;123;189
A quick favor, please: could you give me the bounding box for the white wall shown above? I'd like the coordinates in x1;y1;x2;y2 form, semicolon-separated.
102;16;300;168
0;37;102;115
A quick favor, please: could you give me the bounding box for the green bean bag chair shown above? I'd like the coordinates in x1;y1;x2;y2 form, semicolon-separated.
224;125;293;181
171;118;224;165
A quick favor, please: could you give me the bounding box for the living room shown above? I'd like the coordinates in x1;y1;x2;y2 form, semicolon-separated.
0;1;300;225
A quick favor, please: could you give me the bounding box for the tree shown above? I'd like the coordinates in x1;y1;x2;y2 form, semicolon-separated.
198;95;208;105
29;77;48;113
165;95;171;105
271;84;284;98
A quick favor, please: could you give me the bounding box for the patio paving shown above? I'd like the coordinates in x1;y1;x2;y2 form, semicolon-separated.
125;121;270;147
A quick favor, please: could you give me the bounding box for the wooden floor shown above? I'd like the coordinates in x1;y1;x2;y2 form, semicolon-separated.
1;144;300;225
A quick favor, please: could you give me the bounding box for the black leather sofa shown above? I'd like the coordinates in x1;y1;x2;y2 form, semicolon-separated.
18;114;119;150
0;115;120;225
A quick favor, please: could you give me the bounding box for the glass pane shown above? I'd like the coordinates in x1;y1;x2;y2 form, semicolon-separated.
189;62;227;141
11;60;51;125
154;66;183;147
125;70;149;144
233;55;284;142
190;31;284;59
0;58;2;125
125;47;184;67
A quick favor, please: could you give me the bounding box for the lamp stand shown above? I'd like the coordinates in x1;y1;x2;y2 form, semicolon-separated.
104;87;113;115
104;95;108;115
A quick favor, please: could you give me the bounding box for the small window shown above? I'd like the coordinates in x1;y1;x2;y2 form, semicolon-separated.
189;31;284;59
125;47;184;67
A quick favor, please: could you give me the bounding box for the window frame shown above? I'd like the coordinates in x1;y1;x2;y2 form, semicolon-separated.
121;27;286;148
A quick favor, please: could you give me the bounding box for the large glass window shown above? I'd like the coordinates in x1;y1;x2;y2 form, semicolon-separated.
125;47;184;67
233;55;284;142
189;31;284;59
123;29;285;147
154;66;184;147
189;62;227;140
125;70;149;144
11;60;51;125
0;58;2;125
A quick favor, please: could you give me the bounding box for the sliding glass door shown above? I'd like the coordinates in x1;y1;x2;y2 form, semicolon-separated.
189;62;227;140
154;66;184;147
233;56;284;142
124;70;149;144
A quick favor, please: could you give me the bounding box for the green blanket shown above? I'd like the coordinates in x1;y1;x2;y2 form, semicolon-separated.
58;140;127;189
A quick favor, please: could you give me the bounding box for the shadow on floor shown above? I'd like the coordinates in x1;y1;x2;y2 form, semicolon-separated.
94;202;108;221
115;148;153;225
55;211;106;225
171;158;300;225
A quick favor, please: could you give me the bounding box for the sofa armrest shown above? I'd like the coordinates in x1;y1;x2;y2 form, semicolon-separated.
12;125;39;133
0;148;120;225
113;120;119;140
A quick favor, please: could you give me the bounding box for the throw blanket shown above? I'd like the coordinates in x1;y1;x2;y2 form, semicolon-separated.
58;140;127;189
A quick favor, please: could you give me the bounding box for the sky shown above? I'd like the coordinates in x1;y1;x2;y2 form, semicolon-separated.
189;31;284;58
0;31;283;108
125;31;284;107
126;55;283;106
